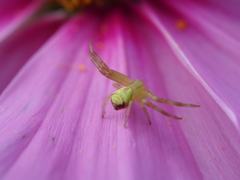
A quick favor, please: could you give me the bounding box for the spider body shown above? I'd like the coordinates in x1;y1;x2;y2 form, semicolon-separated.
111;79;147;110
127;79;146;99
111;87;133;110
90;41;200;127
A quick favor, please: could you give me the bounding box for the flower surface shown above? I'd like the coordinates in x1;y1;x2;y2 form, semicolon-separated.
0;0;240;180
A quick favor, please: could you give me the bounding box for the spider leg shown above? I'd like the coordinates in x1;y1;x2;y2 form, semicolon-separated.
102;94;112;118
124;100;134;128
90;41;133;86
112;83;122;89
147;91;200;107
142;99;183;120
137;100;151;125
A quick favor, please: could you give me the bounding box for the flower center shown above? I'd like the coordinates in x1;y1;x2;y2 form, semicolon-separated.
53;0;136;11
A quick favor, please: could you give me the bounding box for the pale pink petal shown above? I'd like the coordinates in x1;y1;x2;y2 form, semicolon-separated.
0;12;67;94
169;0;240;51
201;0;240;16
140;1;240;129
0;0;43;42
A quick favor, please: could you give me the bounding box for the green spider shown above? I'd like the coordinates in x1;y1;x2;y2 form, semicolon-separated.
90;41;200;127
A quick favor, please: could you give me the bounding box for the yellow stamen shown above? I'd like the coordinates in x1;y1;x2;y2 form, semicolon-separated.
54;0;133;11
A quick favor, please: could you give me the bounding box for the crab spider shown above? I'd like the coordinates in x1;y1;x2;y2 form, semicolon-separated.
90;41;200;127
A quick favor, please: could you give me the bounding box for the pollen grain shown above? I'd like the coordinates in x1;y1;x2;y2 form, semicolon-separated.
176;20;187;30
79;64;86;71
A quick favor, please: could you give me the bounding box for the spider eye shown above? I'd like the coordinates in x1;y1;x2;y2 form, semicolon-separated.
111;87;133;110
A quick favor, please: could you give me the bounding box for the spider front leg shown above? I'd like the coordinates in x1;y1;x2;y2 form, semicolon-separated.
147;91;200;107
142;98;183;120
124;100;134;128
90;41;133;86
137;100;152;125
112;83;122;89
102;94;112;118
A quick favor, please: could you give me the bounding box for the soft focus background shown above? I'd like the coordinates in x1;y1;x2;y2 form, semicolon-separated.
0;0;240;180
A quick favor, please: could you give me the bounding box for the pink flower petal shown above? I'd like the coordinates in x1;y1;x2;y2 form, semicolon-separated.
201;0;240;17
0;12;67;94
0;2;240;180
170;0;240;52
0;0;43;42
140;1;240;129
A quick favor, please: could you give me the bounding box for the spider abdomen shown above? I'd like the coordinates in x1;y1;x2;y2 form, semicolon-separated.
111;87;133;110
